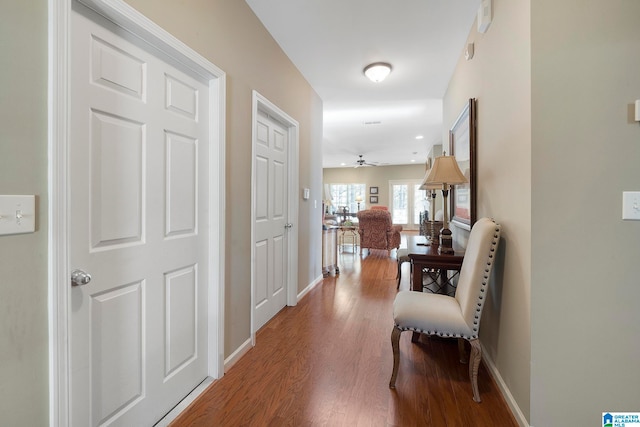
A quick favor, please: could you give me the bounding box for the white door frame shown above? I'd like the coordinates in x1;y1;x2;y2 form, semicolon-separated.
48;1;226;425
250;91;299;344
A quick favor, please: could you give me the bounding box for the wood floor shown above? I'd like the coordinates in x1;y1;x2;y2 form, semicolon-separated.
170;240;518;426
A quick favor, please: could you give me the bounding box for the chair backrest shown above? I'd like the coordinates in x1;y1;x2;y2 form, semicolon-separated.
356;209;393;230
357;209;393;247
454;218;501;338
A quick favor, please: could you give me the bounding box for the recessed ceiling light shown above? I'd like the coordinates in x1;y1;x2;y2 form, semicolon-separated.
340;162;346;166
415;135;424;140
363;62;392;83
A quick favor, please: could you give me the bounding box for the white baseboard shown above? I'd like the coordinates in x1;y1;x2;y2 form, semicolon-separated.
224;275;322;377
481;343;530;427
157;322;253;424
155;377;215;426
224;337;252;373
297;274;324;302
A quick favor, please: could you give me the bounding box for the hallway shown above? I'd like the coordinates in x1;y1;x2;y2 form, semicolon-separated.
170;241;517;426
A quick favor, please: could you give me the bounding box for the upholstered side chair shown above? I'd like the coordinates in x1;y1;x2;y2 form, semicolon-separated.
389;217;501;402
356;209;402;256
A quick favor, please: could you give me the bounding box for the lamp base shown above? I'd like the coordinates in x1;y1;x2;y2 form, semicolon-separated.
426;220;443;244
438;228;454;255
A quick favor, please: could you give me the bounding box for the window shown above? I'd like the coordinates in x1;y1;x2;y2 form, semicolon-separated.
389;180;427;229
328;183;365;214
413;183;429;224
391;183;408;224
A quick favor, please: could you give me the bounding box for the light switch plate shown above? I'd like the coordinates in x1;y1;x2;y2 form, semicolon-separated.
622;191;640;220
0;195;36;235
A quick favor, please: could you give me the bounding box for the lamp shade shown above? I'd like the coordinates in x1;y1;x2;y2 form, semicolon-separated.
425;155;467;186
419;169;441;190
355;195;363;202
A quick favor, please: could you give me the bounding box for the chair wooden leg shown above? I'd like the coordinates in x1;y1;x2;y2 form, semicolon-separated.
389;327;402;388
469;339;482;402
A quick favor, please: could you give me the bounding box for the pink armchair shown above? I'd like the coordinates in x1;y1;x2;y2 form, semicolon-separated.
356;209;403;256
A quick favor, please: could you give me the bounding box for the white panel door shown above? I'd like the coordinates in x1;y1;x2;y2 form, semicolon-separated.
254;111;288;330
69;5;209;426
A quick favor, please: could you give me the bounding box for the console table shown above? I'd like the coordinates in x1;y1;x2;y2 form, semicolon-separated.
322;226;339;277
406;234;465;295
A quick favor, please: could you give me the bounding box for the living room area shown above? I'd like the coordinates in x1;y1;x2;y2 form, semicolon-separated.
322;150;450;253
323;163;434;229
322;163;426;266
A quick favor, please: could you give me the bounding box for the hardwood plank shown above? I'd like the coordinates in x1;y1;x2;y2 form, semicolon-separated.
170;238;518;426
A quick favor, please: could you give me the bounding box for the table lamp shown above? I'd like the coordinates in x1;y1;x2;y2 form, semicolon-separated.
323;198;332;214
323;184;333;214
355;194;363;211
425;154;468;254
419;168;440;244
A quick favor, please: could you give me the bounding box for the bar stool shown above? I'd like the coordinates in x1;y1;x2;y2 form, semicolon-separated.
396;248;411;290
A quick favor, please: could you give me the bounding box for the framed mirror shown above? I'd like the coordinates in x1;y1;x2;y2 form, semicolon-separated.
449;98;477;230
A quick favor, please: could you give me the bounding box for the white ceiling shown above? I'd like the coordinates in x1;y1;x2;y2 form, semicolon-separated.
245;0;480;168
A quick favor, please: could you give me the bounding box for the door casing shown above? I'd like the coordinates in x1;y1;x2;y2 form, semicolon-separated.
48;1;226;425
250;91;299;344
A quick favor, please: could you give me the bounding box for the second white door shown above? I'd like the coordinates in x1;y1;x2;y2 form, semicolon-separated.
253;111;289;331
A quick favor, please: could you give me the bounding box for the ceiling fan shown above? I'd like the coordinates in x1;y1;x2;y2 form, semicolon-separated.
354;154;378;168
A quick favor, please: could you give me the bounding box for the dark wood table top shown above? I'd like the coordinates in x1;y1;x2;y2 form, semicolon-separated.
406;234;465;293
406;234;465;266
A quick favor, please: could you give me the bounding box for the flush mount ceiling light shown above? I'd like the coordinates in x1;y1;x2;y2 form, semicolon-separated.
363;62;392;82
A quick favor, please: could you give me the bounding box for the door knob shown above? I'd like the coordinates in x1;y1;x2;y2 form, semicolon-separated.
284;223;293;229
71;269;92;286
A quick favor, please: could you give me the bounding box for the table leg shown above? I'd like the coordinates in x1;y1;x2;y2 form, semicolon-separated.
411;261;423;292
410;261;424;342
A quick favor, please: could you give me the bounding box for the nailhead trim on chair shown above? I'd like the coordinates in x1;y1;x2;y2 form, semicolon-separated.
393;324;472;339
394;220;501;340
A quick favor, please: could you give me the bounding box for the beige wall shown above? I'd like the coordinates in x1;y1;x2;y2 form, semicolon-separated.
323;164;426;210
0;0;322;423
530;1;640;425
443;0;532;421
0;1;49;425
447;0;640;425
120;0;324;358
